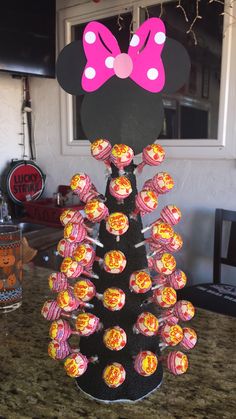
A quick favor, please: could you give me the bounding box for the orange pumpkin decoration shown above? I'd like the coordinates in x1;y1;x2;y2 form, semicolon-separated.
7;274;17;288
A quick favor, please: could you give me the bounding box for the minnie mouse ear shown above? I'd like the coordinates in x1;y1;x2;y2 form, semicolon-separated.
56;40;86;95
162;38;191;94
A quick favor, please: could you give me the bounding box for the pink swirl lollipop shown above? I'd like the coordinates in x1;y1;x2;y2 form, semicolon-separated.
147;241;166;258
165;351;189;375
136;143;165;173
60;209;84;226
64;352;97;378
84;199;109;223
74;312;101;336
160;205;182;225
103;363;126;388
148;252;176;275
106;212;129;242
152;286;177;308
97;287;125;311
41;300;65;321
152;172;174;194
131;190;158;219
159;323;184;348
159;300;195;324
180;327;197;350
57;239;78;258
57;289;93;312
134;351;158;376
133;312;159;336
152;270;187;291
49;318;80;342
64;223;103;248
91;138;112;172
70;172;91;196
142;178;154;191
109;176;132;204
103;326;127;351
165;233;183;253
97;250;127;274
48;340;73;360
73;278;96;302
60;257;98;279
110;144;134;174
79;188;101;203
73;242;95;269
135;222;174;248
48;272;68;293
129;271;152;294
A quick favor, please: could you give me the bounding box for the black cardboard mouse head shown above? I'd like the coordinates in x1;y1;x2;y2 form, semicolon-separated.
57;18;190;154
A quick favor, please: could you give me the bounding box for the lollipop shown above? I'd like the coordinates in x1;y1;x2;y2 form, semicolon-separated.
91;138;112;172
73;242;96;269
70;172;91;196
101;250;127;274
160;205;182;225
106;212;129;241
109;176;132;203
64;352;97;378
159;300;195;324
129;271;152;294
135;222;174;248
110;144;134;174
41;300;67;321
133;312;159;336
134;351;158;376
159;323;184;348
60;257;98;279
131;190;158;219
142;178;154;191
100;287;125;311
57;239;78;258
148;253;176;276
74;312;101;336
153;270;187;290
49;318;80;342
57;289;93;312
60;209;84;226
165;351;189;375
103;326;127;351
73;279;96;302
103;362;126;388
152;172;174;194
79;188;101;203
150;286;177;309
48;340;72;360
64;223;103;248
48;272;68;293
136;143;165;173
165;233;183;253
84;199;109;223
180;327;197;350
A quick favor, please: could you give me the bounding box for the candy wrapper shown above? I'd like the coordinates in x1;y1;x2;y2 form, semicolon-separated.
91;138;112;173
129;271;152;294
163;351;189;376
103;363;126;388
180;327;197;350
97;287;125;311
48;272;68;293
74;312;101;336
148;252;176;275
106;212;129;241
103;326;127;351
131;190;158;219
133;312;159;336
135;143;165;174
84;199;109;223
73;278;96;302
97;250;127;274
135;221;174;248
134;351;158;376
70;173;91;196
60;257;98;279
110;144;134;175
49;318;80;342
64;352;98;378
64;223;103;248
73;242;96;269
159;300;195;324
48;340;73;360
152;172;174;194
109;176;132;204
143;286;177;309
57;289;93;312
152;270;187;290
159;323;183;348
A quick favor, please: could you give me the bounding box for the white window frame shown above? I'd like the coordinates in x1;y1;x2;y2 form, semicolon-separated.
57;0;236;159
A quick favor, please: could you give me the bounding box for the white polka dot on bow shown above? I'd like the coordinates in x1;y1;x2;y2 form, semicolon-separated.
154;32;166;45
130;34;140;47
105;56;115;69
147;68;159;80
85;31;96;44
85;67;96;79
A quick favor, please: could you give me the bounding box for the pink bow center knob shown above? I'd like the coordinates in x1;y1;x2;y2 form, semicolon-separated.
113;53;133;79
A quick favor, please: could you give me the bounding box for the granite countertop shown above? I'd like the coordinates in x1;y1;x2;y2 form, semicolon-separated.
0;266;235;419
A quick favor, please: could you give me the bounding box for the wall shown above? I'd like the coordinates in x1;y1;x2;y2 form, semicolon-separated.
0;0;236;286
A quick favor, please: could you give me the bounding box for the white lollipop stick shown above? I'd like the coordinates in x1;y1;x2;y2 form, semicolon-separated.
85;235;104;248
134;240;146;248
141;225;153;234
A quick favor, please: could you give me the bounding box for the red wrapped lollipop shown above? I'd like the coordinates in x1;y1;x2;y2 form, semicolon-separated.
152;172;174;194
103;326;127;351
64;352;97;378
106;212;129;242
133;312;159;336
70;172;91;196
129;271;152;294
109;176;132;204
60;257;98;279
135;143;165;173
131;190;158;219
103;363;126;388
180;327;197;350
134;350;158;376
74;312;101;336
91;138;112;173
84;199;109;223
110;144;134;174
64;223;103;248
49;318;80;342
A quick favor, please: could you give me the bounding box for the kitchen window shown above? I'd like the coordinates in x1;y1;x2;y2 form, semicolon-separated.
58;0;236;159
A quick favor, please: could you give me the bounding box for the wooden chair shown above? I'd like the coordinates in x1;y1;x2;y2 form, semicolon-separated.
178;208;236;317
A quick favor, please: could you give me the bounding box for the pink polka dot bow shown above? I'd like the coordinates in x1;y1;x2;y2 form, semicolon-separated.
82;17;166;93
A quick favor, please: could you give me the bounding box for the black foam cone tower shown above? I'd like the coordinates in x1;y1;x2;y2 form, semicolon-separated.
76;163;163;402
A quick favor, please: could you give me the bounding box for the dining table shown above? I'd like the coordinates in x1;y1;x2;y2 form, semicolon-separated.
0;265;235;419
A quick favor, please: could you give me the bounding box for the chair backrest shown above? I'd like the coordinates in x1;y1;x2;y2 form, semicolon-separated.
214;208;236;284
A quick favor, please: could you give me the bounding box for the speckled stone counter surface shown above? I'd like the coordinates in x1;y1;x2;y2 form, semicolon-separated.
0;266;235;419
